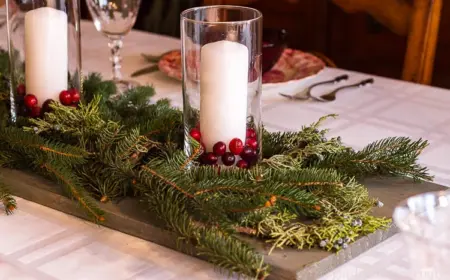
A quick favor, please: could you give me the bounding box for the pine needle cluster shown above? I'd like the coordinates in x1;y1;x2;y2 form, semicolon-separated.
0;49;432;279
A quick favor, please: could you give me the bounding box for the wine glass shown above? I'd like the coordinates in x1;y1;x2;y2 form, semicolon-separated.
86;0;142;94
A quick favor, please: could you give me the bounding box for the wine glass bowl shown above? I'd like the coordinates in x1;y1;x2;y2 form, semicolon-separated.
262;28;287;74
88;1;139;38
86;0;141;94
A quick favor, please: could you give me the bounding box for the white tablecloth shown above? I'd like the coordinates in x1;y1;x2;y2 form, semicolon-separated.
1;19;450;280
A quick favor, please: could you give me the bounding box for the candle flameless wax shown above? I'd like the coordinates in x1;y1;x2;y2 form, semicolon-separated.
25;7;68;106
200;40;249;152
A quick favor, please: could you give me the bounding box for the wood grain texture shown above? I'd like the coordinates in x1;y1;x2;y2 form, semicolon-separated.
403;0;442;85
331;0;412;36
1;167;446;280
329;0;441;85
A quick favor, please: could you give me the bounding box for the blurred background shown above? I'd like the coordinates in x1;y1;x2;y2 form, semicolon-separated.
79;0;448;89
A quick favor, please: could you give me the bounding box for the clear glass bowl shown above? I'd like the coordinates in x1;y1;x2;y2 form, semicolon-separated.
393;190;450;280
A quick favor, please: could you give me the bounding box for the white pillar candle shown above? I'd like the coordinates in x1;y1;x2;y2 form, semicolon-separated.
25;7;68;106
200;40;249;152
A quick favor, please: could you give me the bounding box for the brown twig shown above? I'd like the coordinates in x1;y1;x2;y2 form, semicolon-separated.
295;181;344;188
194;186;243;196
350;159;386;164
40;146;84;158
145;130;160;138
180;147;202;170
103;126;122;151
119;135;149;159
141;166;194;198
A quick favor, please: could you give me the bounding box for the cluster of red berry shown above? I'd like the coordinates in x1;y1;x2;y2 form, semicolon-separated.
16;84;80;118
190;127;259;169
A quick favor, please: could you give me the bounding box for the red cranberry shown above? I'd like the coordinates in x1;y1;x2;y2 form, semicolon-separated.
42;99;55;114
241;146;257;163
204;152;218;165
189;128;201;142
213;141;226;156
298;141;308;149
236;160;248;169
24;94;38;109
229;138;244;155
17;84;26;96
59;90;72;105
29;106;41;118
246;138;258;150
16;95;24;105
221;152;236;166
69;88;80;104
246;128;256;139
18;105;29;117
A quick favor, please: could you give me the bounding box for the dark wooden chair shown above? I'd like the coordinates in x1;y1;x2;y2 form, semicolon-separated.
332;0;442;85
206;0;443;85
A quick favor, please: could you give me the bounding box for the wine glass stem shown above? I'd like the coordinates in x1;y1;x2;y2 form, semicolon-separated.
108;38;123;81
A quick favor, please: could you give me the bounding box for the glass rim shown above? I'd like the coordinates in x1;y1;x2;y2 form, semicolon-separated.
181;5;262;25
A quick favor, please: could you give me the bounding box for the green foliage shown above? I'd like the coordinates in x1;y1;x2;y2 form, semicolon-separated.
0;51;432;279
0;180;17;215
312;137;432;181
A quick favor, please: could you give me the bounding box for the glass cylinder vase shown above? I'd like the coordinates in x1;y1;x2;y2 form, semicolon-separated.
6;0;82;121
181;6;263;168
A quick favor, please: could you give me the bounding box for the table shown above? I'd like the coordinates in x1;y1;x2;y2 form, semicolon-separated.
1;19;450;280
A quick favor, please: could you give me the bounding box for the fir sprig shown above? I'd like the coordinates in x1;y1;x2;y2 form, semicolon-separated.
313;137;432;181
42;161;105;222
0;181;17;215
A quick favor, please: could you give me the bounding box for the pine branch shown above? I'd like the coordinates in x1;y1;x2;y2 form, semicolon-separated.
76;161;136;201
141;165;194;199
115;129;155;160
82;73;117;104
313;137;432;181
143;182;269;279
109;86;156;114
42;162;105;222
0;127;88;167
0;180;17;215
196;228;270;280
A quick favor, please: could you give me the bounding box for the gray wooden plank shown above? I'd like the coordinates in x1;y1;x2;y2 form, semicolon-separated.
1;168;446;280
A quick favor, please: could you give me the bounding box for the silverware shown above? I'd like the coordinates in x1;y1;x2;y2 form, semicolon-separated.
279;74;349;100
130;52;174;78
142;53;163;63
131;65;159;78
314;78;374;102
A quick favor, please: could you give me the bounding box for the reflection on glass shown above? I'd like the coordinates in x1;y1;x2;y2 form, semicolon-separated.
393;190;450;280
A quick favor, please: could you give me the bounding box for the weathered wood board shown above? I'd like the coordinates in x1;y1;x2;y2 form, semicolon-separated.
1;168;446;279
